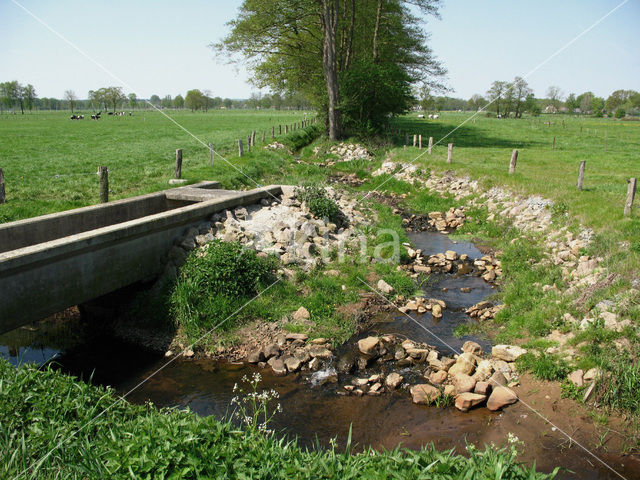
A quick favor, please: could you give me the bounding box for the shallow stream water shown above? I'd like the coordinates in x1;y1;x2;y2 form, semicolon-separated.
2;231;638;479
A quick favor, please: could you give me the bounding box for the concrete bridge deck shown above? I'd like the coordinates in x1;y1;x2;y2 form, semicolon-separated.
0;182;281;334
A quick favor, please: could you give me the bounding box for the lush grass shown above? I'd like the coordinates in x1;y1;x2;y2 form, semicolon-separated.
0;358;557;479
0;110;312;222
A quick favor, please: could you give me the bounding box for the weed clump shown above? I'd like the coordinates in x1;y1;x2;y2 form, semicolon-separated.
170;240;277;336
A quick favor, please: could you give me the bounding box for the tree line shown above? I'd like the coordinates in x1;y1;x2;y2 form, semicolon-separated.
0;80;315;113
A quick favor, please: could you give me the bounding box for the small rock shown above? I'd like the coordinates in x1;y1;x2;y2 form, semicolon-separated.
268;357;287;376
461;341;483;355
410;384;441;405
453;373;477;393
432;304;443;318
377;279;395;295
492;344;527;362
385;372;404;389
429;370;448;385
455;392;486;412
263;344;280;359
284;356;302;372
488;370;508;388
309;345;333;359
184;349;194;358
292;307;310;321
247;350;265;363
286;333;309;342
486;386;518;411
474;381;491;396
583;368;601;383
358;336;380;355
568;369;584;387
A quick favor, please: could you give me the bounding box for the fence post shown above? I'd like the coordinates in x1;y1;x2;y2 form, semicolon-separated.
238;139;244;157
272;126;275;138
552;136;556;149
509;149;518;174
413;134;417;147
175;149;182;179
209;143;214;166
98;166;109;203
428;136;433;155
418;135;422;149
447;143;453;164
252;131;256;146
624;178;637;216
279;125;282;135
285;125;289;134
247;135;252;152
0;167;5;204
577;161;586;190
262;131;266;143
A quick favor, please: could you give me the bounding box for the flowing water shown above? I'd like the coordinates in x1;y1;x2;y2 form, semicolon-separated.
2;231;638;479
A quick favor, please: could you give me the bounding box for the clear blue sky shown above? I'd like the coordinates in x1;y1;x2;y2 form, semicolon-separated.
1;0;638;100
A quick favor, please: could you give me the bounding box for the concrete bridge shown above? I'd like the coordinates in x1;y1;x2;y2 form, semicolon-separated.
0;182;281;335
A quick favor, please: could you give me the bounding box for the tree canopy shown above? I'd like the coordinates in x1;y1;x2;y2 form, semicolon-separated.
214;0;445;138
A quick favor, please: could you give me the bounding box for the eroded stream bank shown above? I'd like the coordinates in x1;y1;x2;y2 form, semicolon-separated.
2;228;637;479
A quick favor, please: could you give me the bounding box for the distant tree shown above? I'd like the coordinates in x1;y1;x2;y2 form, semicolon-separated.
565;93;578;112
523;94;540;116
23;84;36;112
64;90;78;113
1;81;20;113
271;92;283;110
203;90;213;112
577;92;594;114
418;84;435;112
149;94;161;107
223;98;233;109
502;82;515;118
173;94;184;109
615;108;626;118
467;94;486;111
605;89;637;113
161;95;172;108
100;87;126;112
591;96;605;117
128;93;137;109
185;89;205;111
512;77;533;118
546;86;564;110
486;81;508;117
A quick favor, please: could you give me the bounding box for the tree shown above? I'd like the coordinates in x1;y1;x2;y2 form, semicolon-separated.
185;89;205;111
546;86;564;110
418;84;435;112
606;89;638;113
128;93;137;109
512;77;532;118
523;94;540;116
64;90;78;113
591;96;605;117
99;87;126;112
501;82;514;118
577;92;593;114
486;81;507;117
565;93;578;112
149;94;161;107
1;81;20;113
215;0;444;138
467;94;486;111
23;84;36;112
615;108;626;119
173;94;185;109
161;95;173;108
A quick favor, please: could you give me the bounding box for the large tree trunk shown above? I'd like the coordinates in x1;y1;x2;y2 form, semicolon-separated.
320;0;341;140
372;0;383;63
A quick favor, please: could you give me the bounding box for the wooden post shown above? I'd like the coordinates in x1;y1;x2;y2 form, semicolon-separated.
577;161;586;190
418;135;422;149
98;166;109;203
509;149;518;174
447;143;453;164
272;126;275;138
251;131;256;146
247;135;251;152
238;139;244;157
285;125;289;134
209;143;214;166
279;125;282;135
0;167;5;204
413;134;417;147
175;149;182;179
624;178;637;216
262;131;265;143
428;136;433;155
552;136;556;149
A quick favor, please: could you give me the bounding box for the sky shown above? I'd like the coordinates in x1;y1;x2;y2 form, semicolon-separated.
1;0;638;101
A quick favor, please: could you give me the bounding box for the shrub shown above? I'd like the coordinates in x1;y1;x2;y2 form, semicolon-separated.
295;184;342;224
170;240;277;335
615;108;626;119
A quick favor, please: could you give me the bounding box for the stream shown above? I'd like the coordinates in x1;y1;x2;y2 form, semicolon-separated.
2;231;638;479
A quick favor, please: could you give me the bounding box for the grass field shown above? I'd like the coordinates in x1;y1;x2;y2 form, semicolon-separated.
0;110;311;222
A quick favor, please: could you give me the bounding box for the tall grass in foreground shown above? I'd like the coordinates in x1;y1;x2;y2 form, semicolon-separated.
0;359;557;479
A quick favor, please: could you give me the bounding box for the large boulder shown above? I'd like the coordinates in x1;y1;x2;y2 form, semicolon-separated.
452;373;476;394
486;386;518;411
410;384;441;405
492;344;527;362
461;341;483;356
448;352;476;376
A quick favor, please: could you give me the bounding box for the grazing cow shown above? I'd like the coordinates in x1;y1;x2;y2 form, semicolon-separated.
70;115;78;120
433;114;439;119
78;115;84;120
417;114;425;119
428;114;433;119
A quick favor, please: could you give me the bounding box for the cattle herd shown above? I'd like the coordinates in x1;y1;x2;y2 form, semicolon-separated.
417;113;440;119
70;111;132;120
